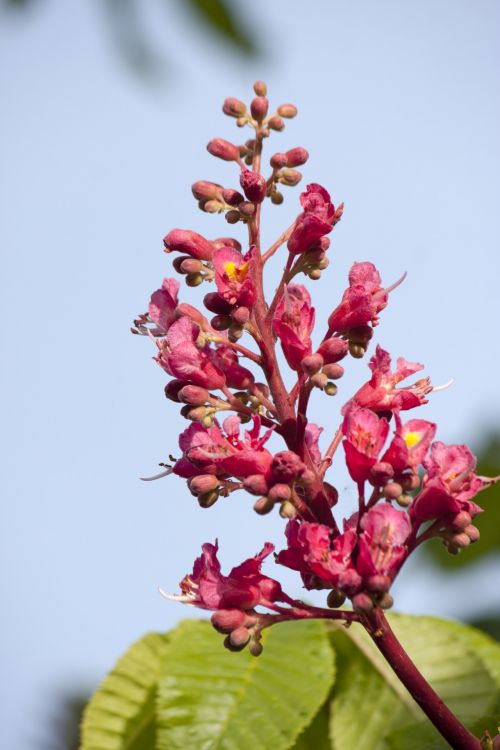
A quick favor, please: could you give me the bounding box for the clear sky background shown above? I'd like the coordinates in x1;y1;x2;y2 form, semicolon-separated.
1;1;500;747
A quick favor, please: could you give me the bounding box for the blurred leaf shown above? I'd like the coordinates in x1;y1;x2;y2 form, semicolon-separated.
328;613;500;750
181;0;257;55
102;0;164;78
469;613;500;641
292;705;331;750
424;434;500;569
80;631;170;750
156;619;334;750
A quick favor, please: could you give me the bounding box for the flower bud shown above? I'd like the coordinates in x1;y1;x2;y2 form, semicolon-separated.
277;103;298;118
230;306;250;325
324;482;339;507
225;210;241;224
349;325;373;346
270;152;288;169
268;115;285;131
279;501;297;519
352;593;374;613
492;734;500;750
243;474;269;496
211;314;231;331
324;382;338;396
164;228;213;261
366;575;391;594
199;199;224;213
285;147;309;167
253;382;271;398
207;138;240;162
310;372;328;390
401;473;421;491
222;188;245;206
164;379;187;402
172;255;191;273
188;474;219;496
253;80;267;96
450;532;471;548
250;96;269;121
271;190;284;205
240;169;267;203
204;292;233;315
301;353;324;375
396;494;413;508
271;451;306;483
198;489;219;508
327;589;346;608
464;525;480;543
450;511;472;530
186;272;204;287
378;593;394;610
239;201;256;218
211;609;246;633
383;482;403;501
322;363;344;380
369;462;394;486
176;302;209;328
179;385;211;405
223;97;247;118
317;337;349;364
349;342;365;359
308;268;322;280
279;168;302;187
191;180;223;201
211;236;242;252
253;496;275;515
248;640;263;657
179;258;202;274
230;626;251;648
268;483;292;502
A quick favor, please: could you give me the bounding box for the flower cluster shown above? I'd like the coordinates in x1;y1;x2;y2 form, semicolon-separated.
135;82;498;655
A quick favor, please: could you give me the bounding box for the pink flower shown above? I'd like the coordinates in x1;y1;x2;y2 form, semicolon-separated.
305;423;323;466
156;317;226;390
273;284;315;370
412;442;499;521
277;519;361;594
213;246;256;307
382;418;437;474
328;262;397;333
342;406;390;483
148;278;180;335
165;541;284;611
351;345;432;413
209;345;254;389
287;184;340;255
163;228;214;261
356;503;411;579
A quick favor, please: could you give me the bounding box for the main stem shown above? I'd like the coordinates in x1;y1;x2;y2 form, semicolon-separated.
363;609;480;749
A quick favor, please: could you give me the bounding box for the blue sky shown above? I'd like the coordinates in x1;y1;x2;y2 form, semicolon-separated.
1;1;499;747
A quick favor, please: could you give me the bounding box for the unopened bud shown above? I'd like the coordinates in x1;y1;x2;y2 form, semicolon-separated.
322;363;344;380
366;575;391;594
225;210;241;224
223;97;247;118
179;258;202;274
250;96;269;121
211;609;246;633
383;482;403;500
184;405;209;422
191;180;223;201
271;451;306;483
279;500;297;519
464;525;480;542
222;188;244;206
279;168;302;187
302;353;324;375
204;292;233;315
240;169;267;203
179;385;210;405
271;190;284;205
378;593;394;610
239;201;256;217
285;147;309;167
230;626;251;648
268;115;285;131
186;272;204;287
228;325;243;341
317;337;349;364
248;639;263;657
270;152;288;169
370;462;394;487
327;589;346;608
236;117;247;127
253;80;267;96
324;382;338;396
352;593;374;612
401;473;421;491
164;228;213;261
253;496;275;515
200;199;224;213
268;483;292;502
253;382;271;398
198;489;219;508
396;494;413;508
164;379;186;402
211;314;231;331
451;511;472;530
324;482;339;507
308;268;322;280
349;325;373;346
231;306;250;325
188;474;219;496
207;138;240;162
349;342;365;359
310;372;328;389
211;236;242;252
243;474;269;496
277;103;298;118
450;532;471;548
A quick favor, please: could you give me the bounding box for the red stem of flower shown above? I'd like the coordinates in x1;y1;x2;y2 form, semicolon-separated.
363;609;480;750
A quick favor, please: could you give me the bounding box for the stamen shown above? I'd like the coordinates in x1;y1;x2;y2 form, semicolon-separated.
140;467;173;481
432;378;454;393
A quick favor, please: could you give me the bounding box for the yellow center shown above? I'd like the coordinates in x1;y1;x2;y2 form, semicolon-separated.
224;261;249;283
404;431;420;448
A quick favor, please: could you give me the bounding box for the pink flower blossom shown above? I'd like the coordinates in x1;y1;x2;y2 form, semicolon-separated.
164;541;284;611
356;503;411;579
213;246;256;307
328;262;397;333
351;345;432;413
382;418;437;474
155;317;226;390
148;278;180;335
342;406;390;483
273;284;315;370
305;423;323;466
412;442;499;521
163;228;214;261
287;184;339;255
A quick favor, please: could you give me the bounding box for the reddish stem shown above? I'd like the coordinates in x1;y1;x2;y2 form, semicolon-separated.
363;609;480;750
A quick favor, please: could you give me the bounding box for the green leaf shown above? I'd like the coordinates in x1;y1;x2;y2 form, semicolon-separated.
80;631;170;750
423;434;500;569
156;618;334;750
292;705;331;750
181;0;257;55
328;614;500;750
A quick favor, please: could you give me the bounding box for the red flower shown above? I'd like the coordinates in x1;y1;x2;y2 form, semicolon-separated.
382;418;437;475
163;228;214;261
164;541;284;611
287;183;340;255
342;406;390;483
351;345;432;413
147;277;180;335
273;284;315;370
155;317;226;390
213;246;256;307
412;442;499;521
356;503;411;579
